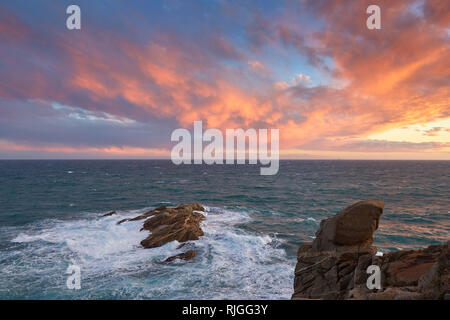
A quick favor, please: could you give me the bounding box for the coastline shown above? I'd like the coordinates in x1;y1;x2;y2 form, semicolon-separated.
103;200;449;300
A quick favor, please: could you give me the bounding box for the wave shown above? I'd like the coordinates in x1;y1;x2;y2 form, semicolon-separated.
3;206;295;299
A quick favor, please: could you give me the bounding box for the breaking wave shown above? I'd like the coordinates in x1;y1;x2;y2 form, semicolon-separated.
2;206;295;299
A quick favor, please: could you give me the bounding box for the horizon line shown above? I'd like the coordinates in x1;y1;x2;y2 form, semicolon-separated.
0;158;449;161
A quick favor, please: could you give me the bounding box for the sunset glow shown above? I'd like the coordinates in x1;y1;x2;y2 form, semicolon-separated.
0;0;449;159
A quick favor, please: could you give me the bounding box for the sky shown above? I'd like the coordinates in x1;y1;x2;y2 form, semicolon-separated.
0;0;449;160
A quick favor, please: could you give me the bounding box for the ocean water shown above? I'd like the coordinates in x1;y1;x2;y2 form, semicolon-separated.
0;160;448;299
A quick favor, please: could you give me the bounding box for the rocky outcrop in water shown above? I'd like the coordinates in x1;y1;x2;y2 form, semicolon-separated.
139;203;205;249
102;210;116;217
292;200;450;300
164;250;196;263
115;202;205;262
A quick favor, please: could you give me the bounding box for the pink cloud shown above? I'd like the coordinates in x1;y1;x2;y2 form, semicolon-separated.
0;1;448;158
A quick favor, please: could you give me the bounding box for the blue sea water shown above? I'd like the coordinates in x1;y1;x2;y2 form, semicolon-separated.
0;160;448;299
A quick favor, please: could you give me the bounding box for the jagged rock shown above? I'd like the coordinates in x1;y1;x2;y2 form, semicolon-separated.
418;241;450;299
140;203;205;248
381;247;440;287
115;205;167;225
119;202;205;264
293;201;384;299
367;287;422;300
164;250;196;263
292;200;449;300
118;202;205;263
311;200;384;252
116;218;128;225
102;210;116;217
117;202;205;262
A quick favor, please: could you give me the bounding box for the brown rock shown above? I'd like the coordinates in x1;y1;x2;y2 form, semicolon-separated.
164;250;196;262
418;241;450;299
312;200;384;252
127;205;168;222
118;203;205;264
138;202;205;248
382;249;438;287
112;203;207;267
367;287;408;300
347;287;370;300
352;254;373;286
334;200;384;245
102;210;116;217
297;242;313;257
292;200;449;300
116;218;128;225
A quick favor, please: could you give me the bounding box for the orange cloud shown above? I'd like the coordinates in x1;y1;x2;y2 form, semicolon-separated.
1;1;448;158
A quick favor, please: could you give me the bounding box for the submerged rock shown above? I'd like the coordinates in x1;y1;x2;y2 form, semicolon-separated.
292;200;450;300
164;250;196;263
102;210;116;217
117;202;205;261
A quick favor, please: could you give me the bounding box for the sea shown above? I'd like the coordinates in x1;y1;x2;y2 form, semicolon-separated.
0;160;448;299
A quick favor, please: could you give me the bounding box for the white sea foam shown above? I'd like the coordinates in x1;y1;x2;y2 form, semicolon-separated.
6;206;295;299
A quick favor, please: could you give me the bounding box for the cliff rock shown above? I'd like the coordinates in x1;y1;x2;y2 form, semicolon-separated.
292;200;449;300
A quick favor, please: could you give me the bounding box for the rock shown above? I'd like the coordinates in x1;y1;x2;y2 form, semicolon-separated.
164;250;196;263
293;250;351;299
121;202;205;251
140;203;205;248
367;287;414;300
297;242;313;256
366;286;424;300
115;205;168;225
382;248;439;287
418;241;450;299
292;200;449;300
394;291;424;300
129;205;167;222
102;210;116;217
311;200;384;252
118;203;205;264
334;200;384;245
347;286;370;300
292;200;384;299
116;218;128;225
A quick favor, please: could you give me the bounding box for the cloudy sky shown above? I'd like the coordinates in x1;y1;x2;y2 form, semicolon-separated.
0;0;449;159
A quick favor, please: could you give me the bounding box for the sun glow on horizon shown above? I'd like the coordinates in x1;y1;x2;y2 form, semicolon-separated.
368;118;450;144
